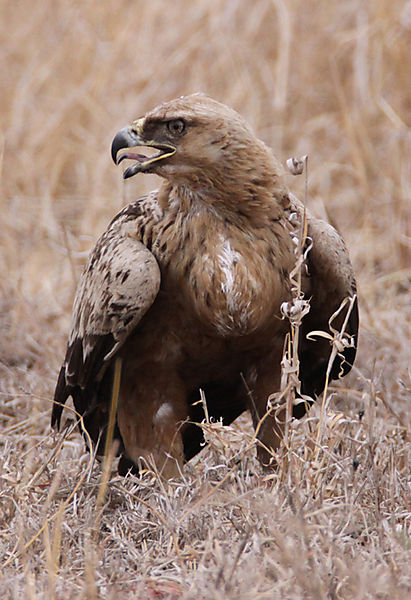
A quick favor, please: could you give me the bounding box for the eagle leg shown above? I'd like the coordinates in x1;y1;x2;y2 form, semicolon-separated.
244;358;284;468
117;365;187;478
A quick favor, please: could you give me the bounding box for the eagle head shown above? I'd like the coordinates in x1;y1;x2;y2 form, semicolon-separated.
111;93;275;187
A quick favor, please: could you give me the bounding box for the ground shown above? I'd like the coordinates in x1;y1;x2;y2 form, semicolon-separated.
0;1;410;598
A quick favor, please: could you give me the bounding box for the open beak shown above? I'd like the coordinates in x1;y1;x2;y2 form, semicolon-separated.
111;125;176;179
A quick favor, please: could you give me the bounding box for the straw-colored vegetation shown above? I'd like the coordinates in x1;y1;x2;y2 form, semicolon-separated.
1;1;410;598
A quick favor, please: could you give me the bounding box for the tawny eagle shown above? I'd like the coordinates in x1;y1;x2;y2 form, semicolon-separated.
52;94;358;477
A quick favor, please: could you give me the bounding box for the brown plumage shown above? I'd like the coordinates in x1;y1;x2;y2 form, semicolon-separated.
52;94;358;477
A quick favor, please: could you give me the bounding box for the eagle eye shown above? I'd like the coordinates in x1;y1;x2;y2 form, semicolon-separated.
167;119;186;135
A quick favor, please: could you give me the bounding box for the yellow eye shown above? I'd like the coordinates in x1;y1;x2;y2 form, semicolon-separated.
167;119;186;135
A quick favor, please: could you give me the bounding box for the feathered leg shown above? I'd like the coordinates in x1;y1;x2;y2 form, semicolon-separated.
245;356;284;468
117;364;187;478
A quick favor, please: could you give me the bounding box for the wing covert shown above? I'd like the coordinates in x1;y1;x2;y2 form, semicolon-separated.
289;198;359;414
52;220;161;430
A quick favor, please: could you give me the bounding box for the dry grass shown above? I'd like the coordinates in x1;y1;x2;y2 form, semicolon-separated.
1;1;410;598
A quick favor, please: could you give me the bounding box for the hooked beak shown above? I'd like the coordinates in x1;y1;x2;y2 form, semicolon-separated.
111;123;176;179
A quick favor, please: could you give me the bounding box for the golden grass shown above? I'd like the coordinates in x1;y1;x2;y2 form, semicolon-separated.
1;1;410;598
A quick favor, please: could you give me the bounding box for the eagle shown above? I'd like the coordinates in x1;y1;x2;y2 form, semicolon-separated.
52;94;358;477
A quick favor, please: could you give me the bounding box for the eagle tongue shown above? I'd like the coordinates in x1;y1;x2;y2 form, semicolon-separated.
117;152;148;165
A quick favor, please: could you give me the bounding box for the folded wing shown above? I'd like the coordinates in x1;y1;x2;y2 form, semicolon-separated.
295;206;359;415
52;213;161;442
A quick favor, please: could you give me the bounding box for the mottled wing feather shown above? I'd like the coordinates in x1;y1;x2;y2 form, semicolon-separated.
296;207;359;412
52;215;161;429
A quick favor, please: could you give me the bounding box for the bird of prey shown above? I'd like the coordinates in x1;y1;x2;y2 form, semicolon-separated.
52;94;358;477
